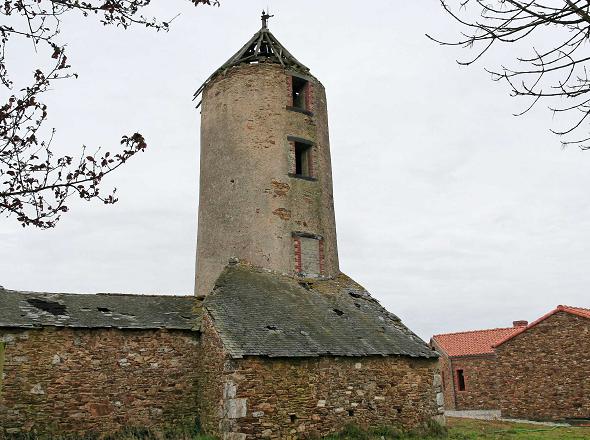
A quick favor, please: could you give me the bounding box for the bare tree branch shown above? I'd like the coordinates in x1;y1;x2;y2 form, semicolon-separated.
431;0;590;149
0;0;219;228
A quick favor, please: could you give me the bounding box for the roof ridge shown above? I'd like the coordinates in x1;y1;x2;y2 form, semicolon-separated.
433;326;517;338
3;289;193;299
493;304;590;348
559;304;590;312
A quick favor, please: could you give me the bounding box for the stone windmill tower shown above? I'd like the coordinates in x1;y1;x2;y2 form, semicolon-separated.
190;17;441;437
194;12;338;296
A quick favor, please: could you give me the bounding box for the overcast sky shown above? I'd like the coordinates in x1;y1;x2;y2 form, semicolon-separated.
1;1;589;341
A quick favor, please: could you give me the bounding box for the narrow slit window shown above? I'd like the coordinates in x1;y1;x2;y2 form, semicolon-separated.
292;76;308;110
295;142;312;177
456;369;466;391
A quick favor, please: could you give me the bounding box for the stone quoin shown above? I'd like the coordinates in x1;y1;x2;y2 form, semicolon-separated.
0;13;443;438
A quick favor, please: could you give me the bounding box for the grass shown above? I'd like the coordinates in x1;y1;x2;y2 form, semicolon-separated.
445;417;590;440
324;420;448;439
0;421;215;440
3;418;590;439
324;418;590;439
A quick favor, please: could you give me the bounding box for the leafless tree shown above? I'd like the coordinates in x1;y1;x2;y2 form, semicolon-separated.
430;1;590;149
1;0;218;228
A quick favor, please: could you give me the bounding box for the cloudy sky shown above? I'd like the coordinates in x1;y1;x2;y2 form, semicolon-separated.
2;1;589;341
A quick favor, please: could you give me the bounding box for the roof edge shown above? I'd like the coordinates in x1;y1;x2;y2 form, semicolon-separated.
492;305;590;348
2;289;192;299
432;326;517;339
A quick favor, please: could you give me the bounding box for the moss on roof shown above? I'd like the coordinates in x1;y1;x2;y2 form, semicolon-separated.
204;265;437;359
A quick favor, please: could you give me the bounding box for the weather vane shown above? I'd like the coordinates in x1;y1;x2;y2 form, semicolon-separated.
261;10;274;29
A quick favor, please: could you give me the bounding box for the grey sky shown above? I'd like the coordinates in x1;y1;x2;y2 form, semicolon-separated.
2;1;589;341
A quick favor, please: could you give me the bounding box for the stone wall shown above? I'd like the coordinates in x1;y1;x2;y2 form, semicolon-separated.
195;63;339;297
493;311;590;421
209;348;442;439
430;345;455;410
197;314;227;435
444;355;498;411
0;327;200;436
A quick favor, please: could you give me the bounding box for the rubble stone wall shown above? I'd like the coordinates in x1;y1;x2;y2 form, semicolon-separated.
430;342;456;410
214;354;443;439
0;327;200;436
493;311;590;421
444;355;498;411
196;314;228;435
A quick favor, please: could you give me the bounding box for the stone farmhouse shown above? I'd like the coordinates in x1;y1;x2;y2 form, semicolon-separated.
432;305;590;423
0;16;443;439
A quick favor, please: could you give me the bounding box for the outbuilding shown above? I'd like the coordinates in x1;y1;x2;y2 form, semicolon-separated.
432;305;590;423
492;305;590;422
431;321;526;411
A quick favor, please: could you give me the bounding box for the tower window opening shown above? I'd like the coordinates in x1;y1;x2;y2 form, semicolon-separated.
292;76;308;110
456;369;466;391
295;142;312;177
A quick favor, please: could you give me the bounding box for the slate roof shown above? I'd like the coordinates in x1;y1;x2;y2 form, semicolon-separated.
203;265;437;359
431;327;523;357
493;304;590;348
0;288;199;330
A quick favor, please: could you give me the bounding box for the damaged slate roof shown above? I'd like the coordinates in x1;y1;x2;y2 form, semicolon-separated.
203;265;437;359
0;288;199;330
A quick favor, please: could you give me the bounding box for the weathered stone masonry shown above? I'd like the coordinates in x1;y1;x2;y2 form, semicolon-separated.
197;312;442;440
195;61;338;297
444;355;497;411
492;311;590;421
220;356;439;439
0;327;200;435
197;265;443;439
0;18;444;438
433;307;590;421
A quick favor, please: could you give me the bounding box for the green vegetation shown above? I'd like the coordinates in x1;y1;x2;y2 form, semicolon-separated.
0;421;215;440
4;418;590;439
324;418;590;439
324;420;447;439
445;417;590;440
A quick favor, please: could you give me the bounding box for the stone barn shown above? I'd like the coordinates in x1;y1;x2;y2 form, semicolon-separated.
432;305;590;423
0;292;200;434
0;15;442;438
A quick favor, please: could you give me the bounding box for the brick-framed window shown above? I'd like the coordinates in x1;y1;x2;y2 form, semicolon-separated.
456;369;466;392
286;73;313;115
287;136;316;181
293;232;324;276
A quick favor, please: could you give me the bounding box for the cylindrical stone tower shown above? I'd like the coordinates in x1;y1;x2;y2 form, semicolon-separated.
195;18;339;296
